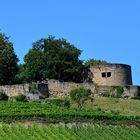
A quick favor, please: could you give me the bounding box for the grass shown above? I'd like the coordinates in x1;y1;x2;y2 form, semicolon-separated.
81;96;140;116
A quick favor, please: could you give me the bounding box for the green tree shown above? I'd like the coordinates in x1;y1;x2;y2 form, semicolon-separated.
84;59;108;67
24;35;84;82
70;87;93;108
14;64;30;84
0;32;18;85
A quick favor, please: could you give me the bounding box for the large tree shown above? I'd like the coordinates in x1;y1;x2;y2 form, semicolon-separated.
24;36;84;83
0;33;18;85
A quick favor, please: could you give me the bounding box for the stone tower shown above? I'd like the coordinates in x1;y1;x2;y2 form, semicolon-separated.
90;64;133;86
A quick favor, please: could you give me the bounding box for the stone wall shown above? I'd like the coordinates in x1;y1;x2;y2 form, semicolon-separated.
0;80;139;99
46;80;140;98
90;64;132;86
47;79;94;97
47;80;140;98
0;81;94;98
0;84;29;97
95;85;140;98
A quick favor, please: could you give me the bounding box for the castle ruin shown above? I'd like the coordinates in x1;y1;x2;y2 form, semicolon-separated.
90;63;133;86
0;63;139;99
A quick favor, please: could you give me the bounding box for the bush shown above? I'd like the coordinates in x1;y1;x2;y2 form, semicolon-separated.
14;94;28;102
112;86;124;98
70;87;93;108
29;83;38;94
0;90;8;100
102;86;124;98
46;98;70;108
102;91;110;97
133;91;140;99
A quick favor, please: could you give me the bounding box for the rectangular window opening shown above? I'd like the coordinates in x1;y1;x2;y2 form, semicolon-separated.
107;72;111;77
102;72;106;78
101;72;112;78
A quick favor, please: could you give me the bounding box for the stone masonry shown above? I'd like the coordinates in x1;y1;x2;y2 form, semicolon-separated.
0;79;139;99
90;63;132;86
0;63;139;98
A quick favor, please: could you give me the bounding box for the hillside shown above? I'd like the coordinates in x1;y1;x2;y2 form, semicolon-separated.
0;96;140;125
0;96;140;139
83;97;140;116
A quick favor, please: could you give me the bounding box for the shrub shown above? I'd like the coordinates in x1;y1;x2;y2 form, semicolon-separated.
70;87;93;108
102;91;110;97
133;91;140;99
113;86;124;98
102;86;124;98
46;98;70;108
0;90;8;100
29;83;38;94
14;94;28;102
94;83;99;94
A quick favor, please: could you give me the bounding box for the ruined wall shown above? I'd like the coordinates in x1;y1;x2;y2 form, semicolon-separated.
0;84;29;97
0;83;49;97
47;79;94;97
90;64;132;86
47;80;139;98
96;85;140;98
0;80;139;99
0;81;94;98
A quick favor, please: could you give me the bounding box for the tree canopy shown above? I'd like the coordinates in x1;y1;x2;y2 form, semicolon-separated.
24;36;85;83
0;32;110;85
84;59;108;67
0;33;18;85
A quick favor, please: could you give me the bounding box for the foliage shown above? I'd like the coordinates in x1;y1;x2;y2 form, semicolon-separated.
102;91;110;97
24;35;85;83
84;59;108;67
0;124;140;140
102;86;124;98
0;90;8;100
0;101;139;124
29;83;38;94
109;86;124;98
0;32;19;85
46;98;70;108
14;94;28;102
94;83;99;94
70;87;93;108
0;99;139;124
14;64;30;83
133;91;140;99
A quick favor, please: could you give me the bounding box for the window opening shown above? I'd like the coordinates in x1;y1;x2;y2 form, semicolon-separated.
101;72;111;78
107;72;111;77
102;72;106;78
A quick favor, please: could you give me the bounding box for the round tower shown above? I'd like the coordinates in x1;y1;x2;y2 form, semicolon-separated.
90;64;133;86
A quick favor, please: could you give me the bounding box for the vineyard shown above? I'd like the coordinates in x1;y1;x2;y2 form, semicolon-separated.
0;101;140;125
0;98;139;139
0;124;139;140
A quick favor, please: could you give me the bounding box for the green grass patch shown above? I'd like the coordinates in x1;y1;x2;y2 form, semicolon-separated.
82;97;140;116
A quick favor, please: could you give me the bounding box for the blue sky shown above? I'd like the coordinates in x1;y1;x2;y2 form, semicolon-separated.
0;0;140;85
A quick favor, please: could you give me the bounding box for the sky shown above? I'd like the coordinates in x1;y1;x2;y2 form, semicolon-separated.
0;0;140;85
